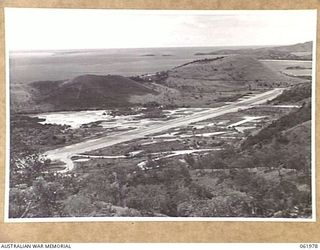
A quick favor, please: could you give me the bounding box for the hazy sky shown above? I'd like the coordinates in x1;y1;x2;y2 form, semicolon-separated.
5;8;317;51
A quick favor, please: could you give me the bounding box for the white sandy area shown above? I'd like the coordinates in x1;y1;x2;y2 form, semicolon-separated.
137;148;220;169
32;108;212;130
228;116;265;127
235;126;256;133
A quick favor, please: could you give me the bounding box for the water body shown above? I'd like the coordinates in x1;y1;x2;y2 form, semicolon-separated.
259;59;312;76
9;46;260;84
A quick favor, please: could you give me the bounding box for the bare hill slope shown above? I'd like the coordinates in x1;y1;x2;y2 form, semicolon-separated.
169;55;290;81
11;75;156;113
161;55;300;99
272;41;312;52
132;55;303;107
39;74;156;109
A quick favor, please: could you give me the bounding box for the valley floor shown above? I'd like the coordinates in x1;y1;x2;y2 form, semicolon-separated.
44;88;283;172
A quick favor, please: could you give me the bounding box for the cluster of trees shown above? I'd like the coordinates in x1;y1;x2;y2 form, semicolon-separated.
10;115;86;218
11;115;71;153
181;144;311;217
174;57;224;67
9;151;82;218
9;86;312;218
130;71;169;85
10;115;100;154
10;141;311;218
180;103;311;217
72;118;311;217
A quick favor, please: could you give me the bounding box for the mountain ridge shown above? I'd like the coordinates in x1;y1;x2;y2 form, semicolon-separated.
195;41;313;60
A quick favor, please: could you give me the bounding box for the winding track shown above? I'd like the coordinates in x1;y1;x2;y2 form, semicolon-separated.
45;88;284;172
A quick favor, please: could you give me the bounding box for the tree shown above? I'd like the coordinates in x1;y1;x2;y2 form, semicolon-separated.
63;193;93;217
10;153;49;188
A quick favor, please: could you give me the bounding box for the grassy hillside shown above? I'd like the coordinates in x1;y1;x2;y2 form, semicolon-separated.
272;82;311;104
10;80;66;113
11;75;157;113
242;101;311;149
39;74;156;110
168;55;291;81
284;120;311;155
131;55;304;107
143;55;301;106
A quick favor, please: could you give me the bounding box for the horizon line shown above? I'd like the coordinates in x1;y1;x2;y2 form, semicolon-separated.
9;41;312;53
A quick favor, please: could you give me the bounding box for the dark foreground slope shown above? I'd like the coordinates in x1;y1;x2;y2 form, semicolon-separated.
10;88;312;218
183;95;312;217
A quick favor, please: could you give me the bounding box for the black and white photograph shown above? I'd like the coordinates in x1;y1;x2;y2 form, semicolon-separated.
5;8;317;221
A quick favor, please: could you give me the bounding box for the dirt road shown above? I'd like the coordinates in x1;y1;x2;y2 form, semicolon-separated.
45;88;283;172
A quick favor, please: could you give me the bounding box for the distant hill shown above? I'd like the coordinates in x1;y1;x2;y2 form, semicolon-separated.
11;75;156;112
10;80;65;113
195;41;313;60
162;55;300;92
272;41;312;52
131;55;303;107
169;55;290;82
